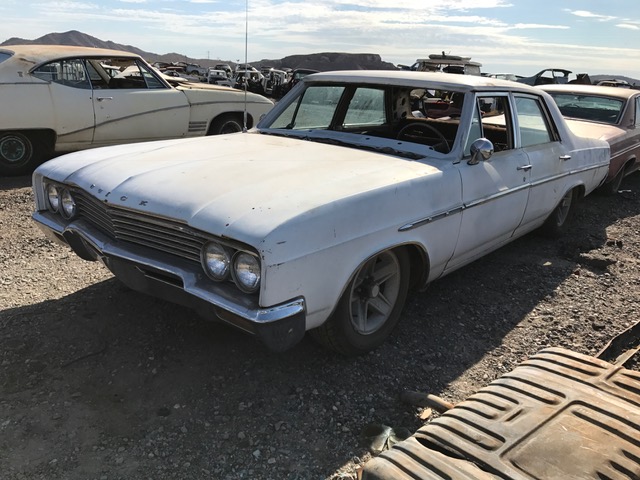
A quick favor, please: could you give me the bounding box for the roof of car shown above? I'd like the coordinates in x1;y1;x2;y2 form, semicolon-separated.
0;44;141;66
305;70;543;94
539;83;640;100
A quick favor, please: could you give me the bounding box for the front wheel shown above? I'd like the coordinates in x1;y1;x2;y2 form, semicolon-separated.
0;132;42;176
310;248;410;356
540;188;576;237
209;115;244;135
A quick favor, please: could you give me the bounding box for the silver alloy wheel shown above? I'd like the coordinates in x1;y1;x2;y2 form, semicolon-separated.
348;251;402;335
554;190;573;225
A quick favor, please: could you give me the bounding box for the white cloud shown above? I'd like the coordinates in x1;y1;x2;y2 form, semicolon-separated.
566;10;616;22
508;24;569;30
617;23;640;30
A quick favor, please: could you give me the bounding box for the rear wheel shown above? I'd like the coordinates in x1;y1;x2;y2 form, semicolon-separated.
599;166;626;195
540;188;576;237
310;248;410;356
0;132;44;176
210;114;244;135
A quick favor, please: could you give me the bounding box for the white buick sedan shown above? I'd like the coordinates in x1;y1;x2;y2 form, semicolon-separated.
32;71;609;355
0;45;274;175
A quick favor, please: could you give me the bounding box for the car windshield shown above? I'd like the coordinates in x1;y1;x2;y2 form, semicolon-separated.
548;93;624;125
260;82;465;155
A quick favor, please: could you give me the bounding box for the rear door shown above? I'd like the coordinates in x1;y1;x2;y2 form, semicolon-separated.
445;94;530;272
512;94;570;233
31;58;95;148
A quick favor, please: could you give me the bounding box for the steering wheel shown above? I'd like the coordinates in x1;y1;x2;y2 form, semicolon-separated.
396;122;450;153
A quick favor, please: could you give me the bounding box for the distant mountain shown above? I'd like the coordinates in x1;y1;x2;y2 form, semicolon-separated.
3;31;637;81
0;30;397;71
1;30;151;58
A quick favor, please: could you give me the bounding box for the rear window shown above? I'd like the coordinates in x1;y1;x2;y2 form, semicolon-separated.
548;93;624;125
0;51;12;65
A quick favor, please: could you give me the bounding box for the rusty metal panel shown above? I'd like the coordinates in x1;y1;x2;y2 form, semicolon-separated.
362;347;640;479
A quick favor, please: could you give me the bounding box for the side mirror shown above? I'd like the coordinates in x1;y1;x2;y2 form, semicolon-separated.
468;138;494;165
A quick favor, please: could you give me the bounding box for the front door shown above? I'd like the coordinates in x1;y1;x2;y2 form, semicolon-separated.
90;58;190;145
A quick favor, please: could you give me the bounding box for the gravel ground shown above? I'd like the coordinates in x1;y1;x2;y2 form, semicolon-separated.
1;173;639;480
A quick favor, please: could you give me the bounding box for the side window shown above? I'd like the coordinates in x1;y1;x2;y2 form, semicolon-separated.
85;61;109;89
33;59;90;89
137;61;166;89
343;88;386;126
514;96;554;147
636;97;640;127
464;95;513;155
105;58;163;89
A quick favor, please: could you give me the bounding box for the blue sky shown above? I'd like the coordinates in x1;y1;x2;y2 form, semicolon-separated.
2;1;639;78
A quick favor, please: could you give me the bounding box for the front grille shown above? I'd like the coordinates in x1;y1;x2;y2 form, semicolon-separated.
74;190;207;263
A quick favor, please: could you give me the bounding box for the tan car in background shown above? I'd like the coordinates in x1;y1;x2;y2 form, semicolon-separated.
540;84;640;193
0;45;274;176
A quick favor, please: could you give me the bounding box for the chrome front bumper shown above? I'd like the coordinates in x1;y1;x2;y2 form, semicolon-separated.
32;211;307;352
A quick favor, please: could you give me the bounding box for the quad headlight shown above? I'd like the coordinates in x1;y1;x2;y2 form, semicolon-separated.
202;242;232;281
201;241;261;294
46;183;60;213
60;189;77;219
44;182;77;220
232;252;261;294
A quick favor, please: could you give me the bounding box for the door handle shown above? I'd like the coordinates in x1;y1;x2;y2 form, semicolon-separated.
517;164;532;171
96;97;113;102
559;155;571;161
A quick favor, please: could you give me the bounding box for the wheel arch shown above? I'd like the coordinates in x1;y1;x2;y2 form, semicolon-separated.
206;111;254;135
0;129;56;176
331;242;431;311
0;128;56;152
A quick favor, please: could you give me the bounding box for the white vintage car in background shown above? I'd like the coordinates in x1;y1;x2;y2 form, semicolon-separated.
32;71;609;355
0;45;274;175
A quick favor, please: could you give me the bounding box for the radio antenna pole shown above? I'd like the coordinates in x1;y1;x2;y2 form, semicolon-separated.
242;0;248;132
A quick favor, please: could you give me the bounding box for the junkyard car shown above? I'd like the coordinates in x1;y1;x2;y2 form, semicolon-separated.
32;71;609;355
540;84;640;193
517;68;591;86
0;45;274;175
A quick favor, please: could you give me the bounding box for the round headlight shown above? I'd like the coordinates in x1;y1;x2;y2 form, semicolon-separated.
60;189;76;219
202;242;232;281
46;184;60;213
232;252;261;293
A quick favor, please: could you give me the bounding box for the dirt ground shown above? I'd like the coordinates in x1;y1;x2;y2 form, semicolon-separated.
1;172;639;480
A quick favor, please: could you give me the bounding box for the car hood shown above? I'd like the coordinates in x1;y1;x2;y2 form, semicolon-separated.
42;133;444;254
564;119;624;143
177;84;273;105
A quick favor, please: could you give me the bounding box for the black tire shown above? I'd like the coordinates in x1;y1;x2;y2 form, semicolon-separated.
210;115;244;135
598;166;625;196
540;188;576;237
310;248;410;356
0;132;43;176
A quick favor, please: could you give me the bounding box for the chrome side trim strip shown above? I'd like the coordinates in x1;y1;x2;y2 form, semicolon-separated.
399;162;608;232
399;206;464;231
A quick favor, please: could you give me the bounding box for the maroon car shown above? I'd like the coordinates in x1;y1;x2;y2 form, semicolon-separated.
541;84;640;193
